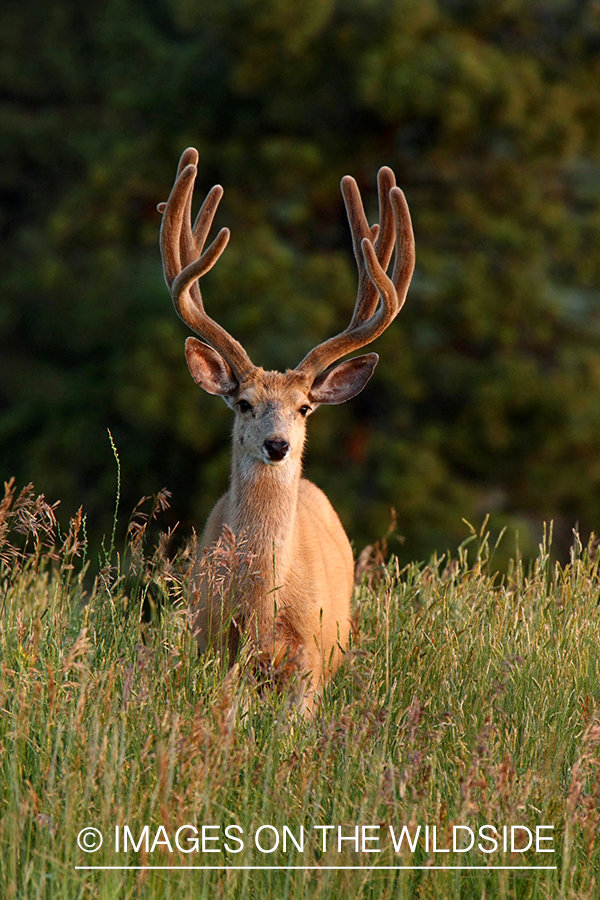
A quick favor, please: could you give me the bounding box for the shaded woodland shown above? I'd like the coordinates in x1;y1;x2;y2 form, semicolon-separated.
2;0;600;562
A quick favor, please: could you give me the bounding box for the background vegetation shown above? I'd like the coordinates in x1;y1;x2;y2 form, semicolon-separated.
2;0;600;561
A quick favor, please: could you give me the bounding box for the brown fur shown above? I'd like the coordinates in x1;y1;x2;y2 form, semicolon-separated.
192;368;353;710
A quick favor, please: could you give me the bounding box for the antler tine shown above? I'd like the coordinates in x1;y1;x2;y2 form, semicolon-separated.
295;167;415;378
158;148;254;379
345;166;397;327
390;185;416;304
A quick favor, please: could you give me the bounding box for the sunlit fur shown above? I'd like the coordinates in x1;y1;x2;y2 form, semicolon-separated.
192;368;353;710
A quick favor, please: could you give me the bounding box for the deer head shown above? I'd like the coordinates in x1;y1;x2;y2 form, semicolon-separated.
158;147;415;472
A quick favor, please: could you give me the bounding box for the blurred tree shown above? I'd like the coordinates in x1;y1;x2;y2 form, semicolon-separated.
1;0;600;563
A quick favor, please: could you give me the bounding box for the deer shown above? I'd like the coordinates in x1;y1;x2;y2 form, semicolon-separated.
158;148;415;710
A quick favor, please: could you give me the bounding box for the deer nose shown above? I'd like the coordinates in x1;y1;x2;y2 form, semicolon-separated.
263;439;290;462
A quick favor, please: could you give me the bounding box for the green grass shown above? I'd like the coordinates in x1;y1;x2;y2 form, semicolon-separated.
1;483;599;899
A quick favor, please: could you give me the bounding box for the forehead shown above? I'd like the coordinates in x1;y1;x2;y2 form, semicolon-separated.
238;369;310;406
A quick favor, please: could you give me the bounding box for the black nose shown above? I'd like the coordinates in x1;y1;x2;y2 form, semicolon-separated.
263;439;290;462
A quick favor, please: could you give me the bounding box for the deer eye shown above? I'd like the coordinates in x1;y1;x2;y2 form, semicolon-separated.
238;399;252;413
299;405;311;417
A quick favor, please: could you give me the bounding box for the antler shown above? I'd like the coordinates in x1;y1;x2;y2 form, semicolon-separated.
158;147;254;378
295;166;415;378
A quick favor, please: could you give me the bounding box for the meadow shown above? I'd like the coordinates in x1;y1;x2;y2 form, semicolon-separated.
0;478;599;900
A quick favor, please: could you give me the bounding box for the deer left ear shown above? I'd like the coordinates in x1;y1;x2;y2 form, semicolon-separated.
309;353;378;405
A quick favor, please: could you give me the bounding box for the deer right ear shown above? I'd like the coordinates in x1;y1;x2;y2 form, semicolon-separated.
185;337;238;396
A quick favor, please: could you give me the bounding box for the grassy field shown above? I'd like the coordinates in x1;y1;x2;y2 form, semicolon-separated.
1;480;599;899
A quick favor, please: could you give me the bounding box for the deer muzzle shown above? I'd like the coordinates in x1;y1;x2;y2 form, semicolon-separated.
263;439;290;462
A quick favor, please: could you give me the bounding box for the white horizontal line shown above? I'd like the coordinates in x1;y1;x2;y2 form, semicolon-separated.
75;865;558;871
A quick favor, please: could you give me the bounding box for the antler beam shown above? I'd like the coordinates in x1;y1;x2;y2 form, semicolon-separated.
295;166;415;378
158;147;254;379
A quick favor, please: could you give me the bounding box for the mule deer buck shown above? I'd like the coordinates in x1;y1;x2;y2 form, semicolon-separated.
158;148;414;709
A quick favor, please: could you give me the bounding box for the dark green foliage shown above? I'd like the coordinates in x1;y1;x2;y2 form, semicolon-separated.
2;0;600;560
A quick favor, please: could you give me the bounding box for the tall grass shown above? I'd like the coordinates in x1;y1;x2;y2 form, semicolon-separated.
0;481;599;899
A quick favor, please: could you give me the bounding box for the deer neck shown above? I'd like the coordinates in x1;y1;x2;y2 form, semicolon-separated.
228;448;302;584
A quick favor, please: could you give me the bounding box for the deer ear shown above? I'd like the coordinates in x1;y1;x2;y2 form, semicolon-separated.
185;337;238;396
309;353;378;405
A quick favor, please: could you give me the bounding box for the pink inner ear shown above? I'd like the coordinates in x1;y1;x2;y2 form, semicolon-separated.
310;353;378;405
185;337;238;396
